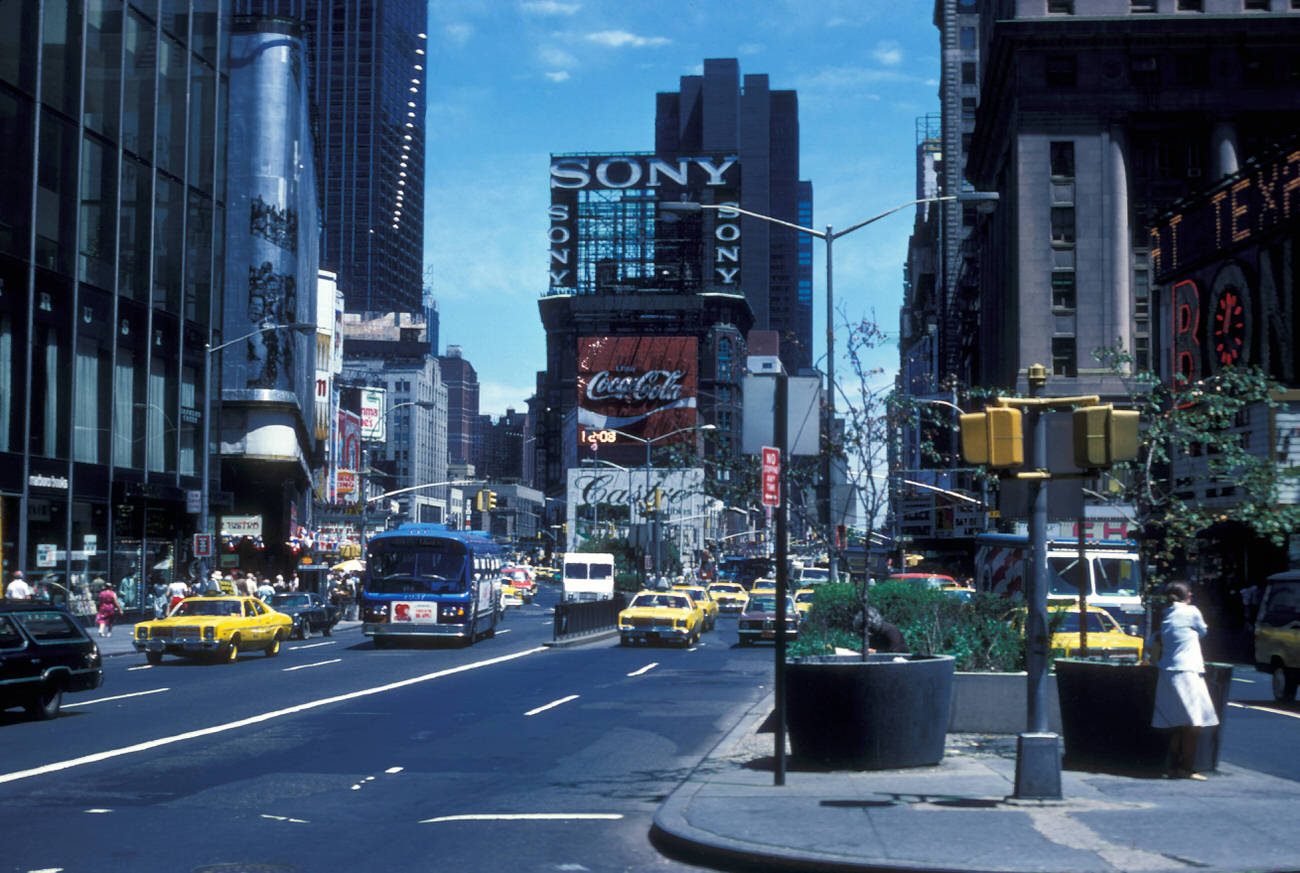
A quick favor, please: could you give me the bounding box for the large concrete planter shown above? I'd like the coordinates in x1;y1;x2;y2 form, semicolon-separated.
786;653;955;769
1055;659;1233;774
949;671;1061;734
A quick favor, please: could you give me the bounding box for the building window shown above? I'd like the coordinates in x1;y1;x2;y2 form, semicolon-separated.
1051;272;1076;309
959;27;975;50
1244;0;1270;9
1048;0;1075;12
1130;55;1159;88
961;61;977;85
1051;207;1076;244
1176;0;1202;9
1050;141;1075;178
1134;270;1150;318
1046;56;1077;88
1130;0;1157;11
717;337;732;378
1135;336;1151;372
961;97;976;120
1052;337;1077;377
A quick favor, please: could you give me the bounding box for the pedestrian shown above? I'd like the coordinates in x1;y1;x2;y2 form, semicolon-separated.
1149;580;1219;780
168;577;189;613
95;582;123;637
853;604;909;654
257;577;275;601
4;570;32;599
274;574;286;592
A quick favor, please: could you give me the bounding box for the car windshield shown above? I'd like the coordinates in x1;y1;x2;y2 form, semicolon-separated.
1095;557;1140;596
1056;611;1119;633
801;569;828;582
174;600;243;617
630;594;690;609
796;591;815;603
271;594;310;608
748;595;793;612
709;584;742;593
13;610;83;642
368;539;468;594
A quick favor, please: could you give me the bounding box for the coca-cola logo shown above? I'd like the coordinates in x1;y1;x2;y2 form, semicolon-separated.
586;369;687;403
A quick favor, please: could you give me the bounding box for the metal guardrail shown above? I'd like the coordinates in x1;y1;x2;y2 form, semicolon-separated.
553;595;626;641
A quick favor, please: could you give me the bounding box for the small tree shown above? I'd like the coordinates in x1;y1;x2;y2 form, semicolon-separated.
1094;347;1300;600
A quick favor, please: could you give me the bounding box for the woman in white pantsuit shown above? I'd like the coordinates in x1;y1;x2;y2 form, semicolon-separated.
1150;580;1218;780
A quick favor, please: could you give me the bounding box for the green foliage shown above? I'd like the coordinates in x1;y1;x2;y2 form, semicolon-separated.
788;581;1026;672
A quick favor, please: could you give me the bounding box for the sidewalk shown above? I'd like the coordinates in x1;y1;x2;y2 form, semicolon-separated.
654;694;1300;873
93;620;365;657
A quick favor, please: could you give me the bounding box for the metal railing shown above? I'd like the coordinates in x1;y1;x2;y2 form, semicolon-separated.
553;595;626;641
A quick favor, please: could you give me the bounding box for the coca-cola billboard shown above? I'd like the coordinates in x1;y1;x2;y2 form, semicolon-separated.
577;336;698;456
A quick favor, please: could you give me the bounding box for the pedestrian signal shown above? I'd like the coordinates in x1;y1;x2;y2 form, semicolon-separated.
959;406;1024;468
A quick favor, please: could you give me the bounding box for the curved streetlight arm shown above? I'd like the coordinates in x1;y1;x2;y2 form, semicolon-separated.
366;478;483;503
207;321;317;355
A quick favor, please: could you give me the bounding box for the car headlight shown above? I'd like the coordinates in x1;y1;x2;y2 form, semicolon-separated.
204;626;215;641
136;626;148;640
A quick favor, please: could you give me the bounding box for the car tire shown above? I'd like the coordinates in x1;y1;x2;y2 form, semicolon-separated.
25;685;62;721
223;635;241;664
297;622;310;641
1272;665;1298;702
146;650;163;666
266;631;283;657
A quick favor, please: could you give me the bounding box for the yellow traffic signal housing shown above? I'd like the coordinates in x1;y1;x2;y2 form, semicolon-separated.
474;489;487;512
653;487;663;511
485;490;497;510
959;406;1024;468
1073;405;1141;468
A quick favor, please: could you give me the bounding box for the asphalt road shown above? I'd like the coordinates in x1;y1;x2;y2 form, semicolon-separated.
1221;667;1300;782
0;587;772;873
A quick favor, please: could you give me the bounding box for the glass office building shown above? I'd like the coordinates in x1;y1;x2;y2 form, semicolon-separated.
0;0;229;616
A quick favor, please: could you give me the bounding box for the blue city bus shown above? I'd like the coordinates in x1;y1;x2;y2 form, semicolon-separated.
360;524;504;647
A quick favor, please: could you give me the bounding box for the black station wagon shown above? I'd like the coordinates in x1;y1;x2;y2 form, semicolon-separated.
0;599;104;720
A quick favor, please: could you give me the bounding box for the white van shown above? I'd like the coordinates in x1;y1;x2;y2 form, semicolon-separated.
562;553;616;602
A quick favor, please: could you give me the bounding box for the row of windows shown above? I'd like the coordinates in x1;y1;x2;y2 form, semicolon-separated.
1046;50;1300;89
1050;0;1286;12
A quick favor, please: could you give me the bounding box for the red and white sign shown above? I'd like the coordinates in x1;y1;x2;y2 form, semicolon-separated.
576;336;698;457
193;534;214;558
761;446;780;507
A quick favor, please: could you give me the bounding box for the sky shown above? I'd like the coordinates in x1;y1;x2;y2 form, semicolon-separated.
424;0;943;417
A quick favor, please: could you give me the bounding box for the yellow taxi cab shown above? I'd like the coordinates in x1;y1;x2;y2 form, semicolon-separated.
672;584;719;630
618;590;704;647
534;566;560;584
1008;604;1144;660
133;596;293;665
794;587;818;618
706;582;749;614
750;578;777;597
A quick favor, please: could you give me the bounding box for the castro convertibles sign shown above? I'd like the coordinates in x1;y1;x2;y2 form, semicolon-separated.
577;336;698;456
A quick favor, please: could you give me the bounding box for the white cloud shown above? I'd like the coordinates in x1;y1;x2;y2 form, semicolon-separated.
443;23;472;47
479;380;537;417
520;0;580;13
872;40;903;67
545;71;571;82
584;30;670;49
737;42;765;56
538;45;578;68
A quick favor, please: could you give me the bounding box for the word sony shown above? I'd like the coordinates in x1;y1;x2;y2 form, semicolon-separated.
585;369;688;403
550;156;738;191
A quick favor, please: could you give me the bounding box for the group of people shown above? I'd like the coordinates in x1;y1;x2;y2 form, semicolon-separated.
6;569;124;637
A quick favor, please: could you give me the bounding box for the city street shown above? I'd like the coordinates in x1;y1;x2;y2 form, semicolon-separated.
0;586;769;873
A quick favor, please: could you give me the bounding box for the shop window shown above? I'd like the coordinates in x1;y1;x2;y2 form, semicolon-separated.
69;501;109;615
26;496;68;604
1051;207;1076;244
1052;337;1077;377
180;364;199;476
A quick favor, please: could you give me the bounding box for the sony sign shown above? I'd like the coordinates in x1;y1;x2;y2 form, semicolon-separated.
549;155;738;191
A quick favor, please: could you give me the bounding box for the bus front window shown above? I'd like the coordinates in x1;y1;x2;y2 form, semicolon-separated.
1048;556;1085;596
1095;557;1139;596
369;542;469;594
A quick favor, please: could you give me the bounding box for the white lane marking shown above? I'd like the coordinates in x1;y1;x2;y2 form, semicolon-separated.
289;641;337;651
1232;676;1257;684
1228;701;1300;720
626;662;658;677
27;867;64;873
260;813;310;823
282;659;342;672
385;766;403;774
421;813;623;824
63;688;169;708
0;646;548;786
524;694;579;716
84;809;113;814
126;664;153;671
495;628;512;634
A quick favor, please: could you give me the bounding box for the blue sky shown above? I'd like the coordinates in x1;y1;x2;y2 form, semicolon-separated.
424;0;942;416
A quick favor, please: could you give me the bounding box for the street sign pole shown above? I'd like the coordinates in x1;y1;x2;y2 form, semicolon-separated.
773;372;789;787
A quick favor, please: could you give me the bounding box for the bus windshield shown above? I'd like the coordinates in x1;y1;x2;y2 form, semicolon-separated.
368;540;469;594
1047;556;1085;596
1095;557;1140;596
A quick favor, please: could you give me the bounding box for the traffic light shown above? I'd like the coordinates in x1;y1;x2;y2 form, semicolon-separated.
959;406;1024;468
652;487;662;511
475;489;487;512
1073;404;1141;468
485;490;497;510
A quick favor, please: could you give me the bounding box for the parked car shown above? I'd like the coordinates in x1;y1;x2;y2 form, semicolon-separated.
737;593;799;646
706;582;749;613
617;590;703;647
1255;570;1300;702
0;599;104;720
134;596;293;664
672;584;718;630
268;592;340;640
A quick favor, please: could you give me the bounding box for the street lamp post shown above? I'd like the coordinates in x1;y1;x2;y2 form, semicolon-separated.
201;321;315;583
662;193;997;583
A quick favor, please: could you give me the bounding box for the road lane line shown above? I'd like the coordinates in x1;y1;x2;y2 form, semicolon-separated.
289;641;337;651
260;813;309;823
126;665;153;672
626;662;658;677
385;767;403;774
0;645;548;786
282;659;342;672
1228;701;1300;720
524;694;578;716
495;628;512;634
1232;677;1257;684
420;813;623;824
62;688;169;708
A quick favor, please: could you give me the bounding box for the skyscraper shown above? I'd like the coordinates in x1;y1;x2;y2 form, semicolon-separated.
232;0;427;313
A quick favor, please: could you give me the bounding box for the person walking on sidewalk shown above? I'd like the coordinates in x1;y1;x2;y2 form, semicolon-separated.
95;582;123;637
5;570;32;599
1150;580;1218;780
